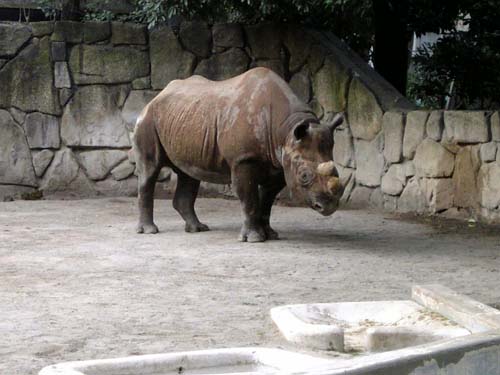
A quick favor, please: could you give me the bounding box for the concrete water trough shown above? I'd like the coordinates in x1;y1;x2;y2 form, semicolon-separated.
38;347;331;375
40;285;500;375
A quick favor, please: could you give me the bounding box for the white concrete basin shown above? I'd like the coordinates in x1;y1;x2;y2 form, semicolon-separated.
38;347;331;375
40;285;500;375
271;300;470;352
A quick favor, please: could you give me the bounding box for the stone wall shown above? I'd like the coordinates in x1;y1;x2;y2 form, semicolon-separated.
335;110;500;221
0;20;408;201
1;20;498;222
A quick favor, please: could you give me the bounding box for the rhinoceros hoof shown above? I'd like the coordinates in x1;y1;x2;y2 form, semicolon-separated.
239;227;266;243
265;226;279;240
185;222;210;233
136;223;159;234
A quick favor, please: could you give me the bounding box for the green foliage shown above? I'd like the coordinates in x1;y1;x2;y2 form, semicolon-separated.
36;0;63;20
409;0;500;109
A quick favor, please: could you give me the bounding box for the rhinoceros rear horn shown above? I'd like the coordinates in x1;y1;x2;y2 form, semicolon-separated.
317;161;337;176
324;112;345;132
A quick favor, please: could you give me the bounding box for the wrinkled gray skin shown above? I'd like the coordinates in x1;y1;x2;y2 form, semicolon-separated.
132;68;344;242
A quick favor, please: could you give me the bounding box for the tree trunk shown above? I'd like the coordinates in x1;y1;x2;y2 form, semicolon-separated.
60;0;81;20
372;0;411;95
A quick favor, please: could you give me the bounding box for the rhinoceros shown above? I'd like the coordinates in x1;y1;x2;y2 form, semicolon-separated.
132;67;344;242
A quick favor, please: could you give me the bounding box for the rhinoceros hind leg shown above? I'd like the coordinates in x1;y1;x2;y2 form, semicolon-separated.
172;170;210;233
259;174;286;240
134;110;164;234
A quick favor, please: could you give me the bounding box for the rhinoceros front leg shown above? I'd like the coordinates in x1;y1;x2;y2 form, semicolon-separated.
232;161;267;243
172;170;209;233
259;174;286;240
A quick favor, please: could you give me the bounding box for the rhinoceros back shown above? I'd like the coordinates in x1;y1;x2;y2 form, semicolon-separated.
150;68;311;183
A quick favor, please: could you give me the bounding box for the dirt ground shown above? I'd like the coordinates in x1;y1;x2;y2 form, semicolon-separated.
1;197;500;375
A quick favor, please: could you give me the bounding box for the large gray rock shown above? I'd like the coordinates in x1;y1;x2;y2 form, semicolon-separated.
443;111;489;144
179;21;212;58
61;85;131;147
195;48;250;81
122;90;159;130
314;56;350;113
83;21;110;43
347;77;383;141
77;150;127;180
111;22;147;45
403;111;428;159
212;23;244;49
30;22;53;37
32;149;54;177
347;185;373;209
23;112;60;149
9;107;26;124
132;76;151;90
0;110;36;187
478;162;500;209
150;26;196;90
414;138;455;178
59;88;73;107
41;148;95;196
421;178;454;213
382;112;404;163
381;164;406;196
95;177;138;197
50;41;66;61
0;38;61;115
491;112;500;142
245;24;282;59
69;44;149;85
397;178;426;213
111;159;135;181
333;127;355;168
54;61;71;88
480;142;497;162
426;110;443;141
0;23;32;57
289;69;311;103
284;27;312;73
354;135;385;187
307;44;325;74
51;21;83;43
453;146;480;208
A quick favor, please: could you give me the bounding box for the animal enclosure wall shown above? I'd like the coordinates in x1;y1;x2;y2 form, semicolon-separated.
1;20;499;222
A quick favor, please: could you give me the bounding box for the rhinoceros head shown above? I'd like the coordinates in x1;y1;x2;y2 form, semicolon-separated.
282;112;345;216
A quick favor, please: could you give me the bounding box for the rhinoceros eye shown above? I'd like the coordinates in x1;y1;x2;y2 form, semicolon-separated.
298;168;314;186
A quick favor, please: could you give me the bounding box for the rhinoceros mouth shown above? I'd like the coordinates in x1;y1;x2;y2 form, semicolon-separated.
311;200;338;216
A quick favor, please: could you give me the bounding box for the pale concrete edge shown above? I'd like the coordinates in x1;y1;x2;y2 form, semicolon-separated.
295;331;500;375
38;347;329;375
270;306;344;351
412;284;500;333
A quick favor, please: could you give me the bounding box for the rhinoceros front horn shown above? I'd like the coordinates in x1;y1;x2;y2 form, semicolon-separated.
317;161;336;176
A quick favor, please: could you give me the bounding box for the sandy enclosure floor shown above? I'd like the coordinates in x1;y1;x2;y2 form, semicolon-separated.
1;198;500;375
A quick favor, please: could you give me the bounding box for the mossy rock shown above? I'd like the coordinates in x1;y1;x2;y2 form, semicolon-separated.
0;37;60;115
69;44;149;84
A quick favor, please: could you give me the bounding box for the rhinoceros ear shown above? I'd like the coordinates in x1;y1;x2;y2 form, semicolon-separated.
324;112;344;132
293;121;310;142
